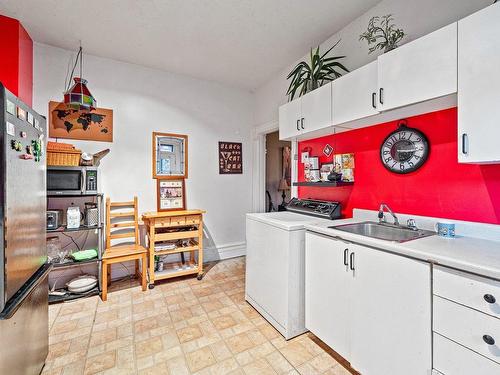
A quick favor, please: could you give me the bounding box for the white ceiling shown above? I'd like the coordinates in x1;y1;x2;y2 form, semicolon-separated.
0;0;380;90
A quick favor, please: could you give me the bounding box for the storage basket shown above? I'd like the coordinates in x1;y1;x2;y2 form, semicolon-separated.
47;149;81;166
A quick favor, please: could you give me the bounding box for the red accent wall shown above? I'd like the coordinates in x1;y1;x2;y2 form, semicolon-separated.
0;14;33;106
298;108;500;224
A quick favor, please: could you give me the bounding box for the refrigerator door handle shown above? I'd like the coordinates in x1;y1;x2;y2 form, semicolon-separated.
0;263;52;320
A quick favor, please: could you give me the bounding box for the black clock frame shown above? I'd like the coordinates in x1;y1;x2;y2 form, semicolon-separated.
380;123;429;174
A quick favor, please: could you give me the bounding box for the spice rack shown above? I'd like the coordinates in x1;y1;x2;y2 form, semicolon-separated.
142;210;205;288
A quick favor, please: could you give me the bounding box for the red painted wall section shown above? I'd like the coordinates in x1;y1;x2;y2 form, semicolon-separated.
298;108;500;224
0;15;20;96
0;14;33;106
17;21;33;106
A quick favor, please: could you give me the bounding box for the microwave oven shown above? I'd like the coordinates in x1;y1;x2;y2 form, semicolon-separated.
47;166;98;196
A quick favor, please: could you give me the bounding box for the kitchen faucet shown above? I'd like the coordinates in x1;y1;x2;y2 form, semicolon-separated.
378;203;399;226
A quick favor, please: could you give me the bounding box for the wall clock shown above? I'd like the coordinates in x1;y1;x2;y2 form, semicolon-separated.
380;122;429;174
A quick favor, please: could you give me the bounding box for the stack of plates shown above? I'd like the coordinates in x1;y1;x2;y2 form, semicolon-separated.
66;275;98;293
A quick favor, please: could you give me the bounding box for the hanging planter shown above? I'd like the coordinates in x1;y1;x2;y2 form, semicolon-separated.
63;47;97;111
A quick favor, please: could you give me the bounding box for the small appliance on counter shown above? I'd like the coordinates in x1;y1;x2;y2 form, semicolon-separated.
286;198;342;219
84;202;99;227
47;165;98;196
245;198;342;339
66;205;82;229
46;209;63;230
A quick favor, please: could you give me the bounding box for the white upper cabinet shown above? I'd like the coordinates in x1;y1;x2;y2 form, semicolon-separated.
278;97;302;140
332;61;379;126
278;82;332;140
300;83;332;134
377;22;457;112
458;4;500;163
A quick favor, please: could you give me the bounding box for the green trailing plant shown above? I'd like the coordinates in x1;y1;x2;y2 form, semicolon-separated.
286;40;349;101
359;14;405;54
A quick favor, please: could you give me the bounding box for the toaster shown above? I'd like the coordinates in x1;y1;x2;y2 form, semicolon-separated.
46;210;63;230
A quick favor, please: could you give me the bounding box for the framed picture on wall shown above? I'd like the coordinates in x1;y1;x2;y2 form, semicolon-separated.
48;101;114;142
157;179;186;211
153;132;188;179
218;141;242;174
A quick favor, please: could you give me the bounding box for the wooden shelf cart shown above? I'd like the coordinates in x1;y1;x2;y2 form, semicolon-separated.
142;210;205;288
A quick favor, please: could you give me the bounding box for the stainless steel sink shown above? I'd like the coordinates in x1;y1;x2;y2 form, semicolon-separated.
329;221;435;243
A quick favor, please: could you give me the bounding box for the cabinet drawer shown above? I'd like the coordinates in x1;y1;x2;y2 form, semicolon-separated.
433;296;500;364
434;266;500;318
434;333;500;374
185;215;200;225
154;219;171;228
170;216;186;226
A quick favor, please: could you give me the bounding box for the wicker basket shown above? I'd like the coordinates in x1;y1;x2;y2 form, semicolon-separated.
47;149;81;166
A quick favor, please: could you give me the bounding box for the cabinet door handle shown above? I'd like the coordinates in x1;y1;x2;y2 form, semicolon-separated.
301;118;305;129
462;133;468;155
343;248;349;266
349;252;355;271
484;294;496;304
372;92;377;109
379;88;384;105
483;335;495;346
296;119;300;131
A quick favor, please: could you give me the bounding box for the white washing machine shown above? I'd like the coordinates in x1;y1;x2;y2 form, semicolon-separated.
245;199;341;339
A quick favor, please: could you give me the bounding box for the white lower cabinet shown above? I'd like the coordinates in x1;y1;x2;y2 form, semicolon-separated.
350;243;431;375
432;266;500;374
305;232;432;374
434;332;500;375
305;232;351;359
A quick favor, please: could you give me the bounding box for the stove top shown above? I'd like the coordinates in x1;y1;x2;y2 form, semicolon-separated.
286;198;342;220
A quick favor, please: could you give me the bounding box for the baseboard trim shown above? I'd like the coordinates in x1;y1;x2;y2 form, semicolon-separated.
204;241;246;262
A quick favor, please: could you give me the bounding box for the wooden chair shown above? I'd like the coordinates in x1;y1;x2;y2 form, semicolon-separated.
101;196;147;301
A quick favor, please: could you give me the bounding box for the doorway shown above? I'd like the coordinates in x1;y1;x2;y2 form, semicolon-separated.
265;131;291;212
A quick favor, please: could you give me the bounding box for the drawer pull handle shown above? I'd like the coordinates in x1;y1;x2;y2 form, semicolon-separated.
484;294;496;304
483;335;495;346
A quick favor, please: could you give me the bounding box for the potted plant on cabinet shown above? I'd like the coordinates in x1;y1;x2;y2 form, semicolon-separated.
286;40;349;101
359;14;405;54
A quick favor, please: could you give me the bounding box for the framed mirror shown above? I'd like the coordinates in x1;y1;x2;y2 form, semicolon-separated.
152;132;188;179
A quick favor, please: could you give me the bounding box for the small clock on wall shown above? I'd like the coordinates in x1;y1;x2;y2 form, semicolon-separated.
380;121;429;174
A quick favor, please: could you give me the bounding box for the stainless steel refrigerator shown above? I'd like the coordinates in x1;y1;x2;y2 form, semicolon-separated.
0;83;51;375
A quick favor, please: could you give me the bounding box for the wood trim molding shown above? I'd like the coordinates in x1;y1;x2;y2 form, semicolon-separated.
156;178;186;212
308;333;361;375
152;132;189;179
251;120;279;213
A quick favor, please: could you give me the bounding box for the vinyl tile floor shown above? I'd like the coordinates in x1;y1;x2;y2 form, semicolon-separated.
43;257;352;375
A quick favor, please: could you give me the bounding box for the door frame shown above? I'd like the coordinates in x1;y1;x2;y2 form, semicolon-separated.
252;121;298;213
